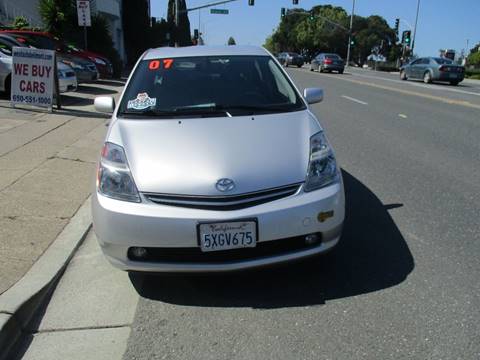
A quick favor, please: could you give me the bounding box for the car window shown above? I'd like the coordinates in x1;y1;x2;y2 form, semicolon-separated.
325;54;340;59
118;55;306;117
421;58;430;65
433;57;453;65
410;59;422;65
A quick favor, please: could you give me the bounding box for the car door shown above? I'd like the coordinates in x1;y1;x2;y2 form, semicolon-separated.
408;58;423;78
312;54;321;70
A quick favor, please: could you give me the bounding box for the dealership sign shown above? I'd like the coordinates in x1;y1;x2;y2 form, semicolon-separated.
77;0;91;27
11;47;55;108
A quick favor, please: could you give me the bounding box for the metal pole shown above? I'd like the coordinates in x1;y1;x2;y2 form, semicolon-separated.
346;0;355;67
175;0;180;47
83;24;88;50
411;0;420;52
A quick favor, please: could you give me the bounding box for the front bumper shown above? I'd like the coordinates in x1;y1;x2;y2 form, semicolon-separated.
58;76;77;93
92;181;345;272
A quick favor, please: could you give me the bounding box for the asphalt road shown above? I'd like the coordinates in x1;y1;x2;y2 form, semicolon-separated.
120;69;480;359
12;69;479;359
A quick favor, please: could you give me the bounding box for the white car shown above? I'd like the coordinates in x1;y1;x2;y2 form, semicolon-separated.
92;46;345;272
0;37;77;94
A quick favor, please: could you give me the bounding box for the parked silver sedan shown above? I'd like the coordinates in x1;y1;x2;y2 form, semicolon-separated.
400;57;465;86
92;46;345;272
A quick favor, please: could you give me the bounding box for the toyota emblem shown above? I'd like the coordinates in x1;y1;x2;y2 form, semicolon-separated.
216;178;235;192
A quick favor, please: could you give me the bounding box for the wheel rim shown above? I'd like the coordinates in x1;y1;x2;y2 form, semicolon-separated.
424;72;431;82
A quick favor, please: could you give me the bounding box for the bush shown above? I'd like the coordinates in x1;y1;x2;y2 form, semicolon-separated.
465;69;480;80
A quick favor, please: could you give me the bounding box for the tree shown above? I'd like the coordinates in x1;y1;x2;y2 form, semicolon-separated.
467;51;480;67
13;16;30;29
227;37;236;45
265;5;398;64
122;0;151;64
167;0;192;46
38;0;69;37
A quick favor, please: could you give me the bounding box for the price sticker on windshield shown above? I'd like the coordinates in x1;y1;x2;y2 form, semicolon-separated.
148;59;174;70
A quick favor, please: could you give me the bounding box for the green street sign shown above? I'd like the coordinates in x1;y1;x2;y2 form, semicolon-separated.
210;9;229;14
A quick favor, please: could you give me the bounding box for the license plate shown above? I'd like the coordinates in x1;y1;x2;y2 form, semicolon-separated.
198;220;257;252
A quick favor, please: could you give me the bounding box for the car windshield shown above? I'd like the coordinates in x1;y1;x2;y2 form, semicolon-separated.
325;54;340;59
118;55;306;117
433;57;453;65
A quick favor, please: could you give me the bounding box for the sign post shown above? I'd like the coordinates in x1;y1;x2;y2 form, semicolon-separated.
76;0;91;50
11;47;55;111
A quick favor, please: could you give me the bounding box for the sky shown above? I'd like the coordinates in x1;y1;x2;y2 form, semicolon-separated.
151;0;480;57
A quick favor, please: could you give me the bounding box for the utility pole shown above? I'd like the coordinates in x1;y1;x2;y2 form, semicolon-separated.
346;0;356;67
175;0;180;47
411;0;420;53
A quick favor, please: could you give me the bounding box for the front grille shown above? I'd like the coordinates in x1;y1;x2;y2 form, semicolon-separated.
143;183;301;211
127;234;322;263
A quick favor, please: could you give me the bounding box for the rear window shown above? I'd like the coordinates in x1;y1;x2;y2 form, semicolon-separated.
118;55;306;117
325;54;341;59
433;58;453;65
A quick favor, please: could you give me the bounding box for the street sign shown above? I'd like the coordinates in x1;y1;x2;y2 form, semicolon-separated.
210;8;229;14
76;0;91;27
11;47;55;109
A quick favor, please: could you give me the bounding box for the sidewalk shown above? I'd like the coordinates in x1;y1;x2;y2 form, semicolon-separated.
0;81;122;295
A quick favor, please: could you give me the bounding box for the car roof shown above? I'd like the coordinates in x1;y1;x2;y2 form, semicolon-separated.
143;45;270;60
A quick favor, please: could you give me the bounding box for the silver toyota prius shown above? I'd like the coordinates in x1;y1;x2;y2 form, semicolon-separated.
92;45;345;272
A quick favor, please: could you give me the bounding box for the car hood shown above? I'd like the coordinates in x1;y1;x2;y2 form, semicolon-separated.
108;111;321;196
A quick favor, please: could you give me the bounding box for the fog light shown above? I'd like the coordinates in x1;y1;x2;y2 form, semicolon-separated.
305;233;320;245
131;247;148;259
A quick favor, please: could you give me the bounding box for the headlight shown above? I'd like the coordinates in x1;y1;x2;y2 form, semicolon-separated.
62;60;84;70
304;132;339;192
96;142;140;202
94;57;107;65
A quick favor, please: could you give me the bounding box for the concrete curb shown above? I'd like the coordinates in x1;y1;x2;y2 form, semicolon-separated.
0;196;92;360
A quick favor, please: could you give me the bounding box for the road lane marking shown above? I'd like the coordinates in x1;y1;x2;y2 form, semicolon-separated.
295;68;480;110
341;95;368;105
350;72;480;97
398;114;408;118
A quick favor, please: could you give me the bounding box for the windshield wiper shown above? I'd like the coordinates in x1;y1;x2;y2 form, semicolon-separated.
118;107;229;118
220;104;292;112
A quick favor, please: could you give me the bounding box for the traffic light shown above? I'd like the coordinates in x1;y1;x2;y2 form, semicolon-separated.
394;18;399;35
281;7;286;18
403;30;411;44
248;0;254;5
293;0;299;4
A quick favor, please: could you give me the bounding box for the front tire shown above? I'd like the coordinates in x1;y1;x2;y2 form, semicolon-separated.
338;69;344;74
450;81;459;86
423;71;432;84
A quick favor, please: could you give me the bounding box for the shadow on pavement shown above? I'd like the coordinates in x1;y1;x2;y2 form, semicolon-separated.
96;79;126;87
75;85;117;95
130;170;414;308
59;94;93;107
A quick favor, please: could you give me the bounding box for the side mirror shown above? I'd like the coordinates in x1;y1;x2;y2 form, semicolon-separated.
94;96;115;113
303;88;324;104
